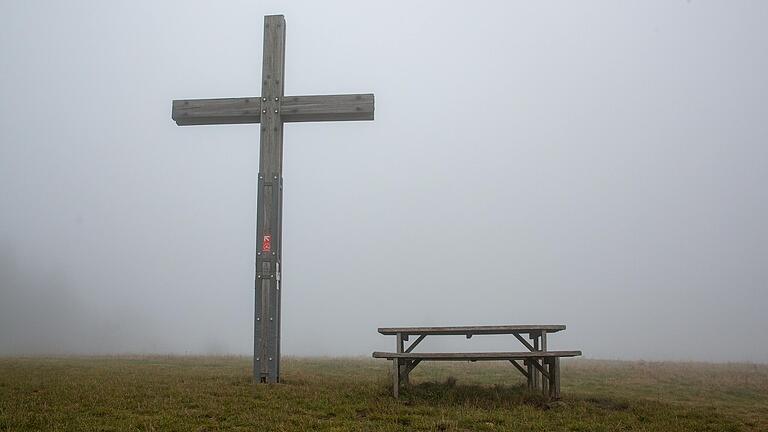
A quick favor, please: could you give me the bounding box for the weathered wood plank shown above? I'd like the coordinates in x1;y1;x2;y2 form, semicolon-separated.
378;325;566;336
280;94;374;122
552;357;561;399
392;359;400;398
172;97;262;125
396;332;407;385
172;94;373;126
372;351;581;360
254;13;286;385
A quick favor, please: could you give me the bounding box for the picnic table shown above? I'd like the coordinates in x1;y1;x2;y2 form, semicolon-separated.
372;325;581;398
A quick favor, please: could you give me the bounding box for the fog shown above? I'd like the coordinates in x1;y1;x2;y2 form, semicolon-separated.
1;1;766;362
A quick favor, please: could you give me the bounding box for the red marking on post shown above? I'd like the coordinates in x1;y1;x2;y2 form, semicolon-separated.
262;235;272;252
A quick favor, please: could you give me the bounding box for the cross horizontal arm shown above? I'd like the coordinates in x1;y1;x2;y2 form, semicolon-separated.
172;93;374;126
280;94;374;122
172;97;261;126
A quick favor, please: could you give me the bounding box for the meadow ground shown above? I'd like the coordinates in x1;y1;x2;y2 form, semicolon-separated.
0;356;766;431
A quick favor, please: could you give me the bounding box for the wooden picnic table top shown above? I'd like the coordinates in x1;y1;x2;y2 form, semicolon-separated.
378;325;566;336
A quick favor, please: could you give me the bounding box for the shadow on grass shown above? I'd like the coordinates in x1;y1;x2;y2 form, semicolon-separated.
397;376;548;409
398;377;637;414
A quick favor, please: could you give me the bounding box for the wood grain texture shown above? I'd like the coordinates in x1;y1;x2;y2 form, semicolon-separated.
172;98;262;125
172;94;373;125
254;14;286;385
378;325;566;336
392;359;400;398
372;351;582;360
280;94;374;122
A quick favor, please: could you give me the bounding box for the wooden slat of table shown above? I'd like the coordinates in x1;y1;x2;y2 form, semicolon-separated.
377;325;566;336
372;350;581;360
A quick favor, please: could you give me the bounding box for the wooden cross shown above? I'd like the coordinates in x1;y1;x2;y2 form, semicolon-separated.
171;15;374;383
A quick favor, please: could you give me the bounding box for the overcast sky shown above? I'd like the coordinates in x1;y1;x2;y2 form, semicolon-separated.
1;1;766;362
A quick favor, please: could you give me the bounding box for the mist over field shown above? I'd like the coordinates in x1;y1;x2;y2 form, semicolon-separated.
1;1;766;362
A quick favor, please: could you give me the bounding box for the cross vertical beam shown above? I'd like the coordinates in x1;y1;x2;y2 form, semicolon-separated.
254;14;286;384
171;14;374;385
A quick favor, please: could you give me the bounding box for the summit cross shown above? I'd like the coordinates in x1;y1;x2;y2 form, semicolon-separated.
171;14;375;383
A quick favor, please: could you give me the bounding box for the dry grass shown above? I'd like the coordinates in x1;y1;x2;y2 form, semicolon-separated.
0;356;765;431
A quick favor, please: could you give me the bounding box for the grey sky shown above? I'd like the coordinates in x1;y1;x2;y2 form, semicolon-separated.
1;1;766;362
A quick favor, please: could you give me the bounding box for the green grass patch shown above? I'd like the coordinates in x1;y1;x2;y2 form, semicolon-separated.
0;357;765;431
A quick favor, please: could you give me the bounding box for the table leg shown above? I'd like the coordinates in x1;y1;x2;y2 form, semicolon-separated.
392;358;400;398
402;361;412;386
540;331;548;396
552;357;561;399
396;333;409;386
532;335;540;390
525;360;534;390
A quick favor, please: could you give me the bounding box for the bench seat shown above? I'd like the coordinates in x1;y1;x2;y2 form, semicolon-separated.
373;350;581;361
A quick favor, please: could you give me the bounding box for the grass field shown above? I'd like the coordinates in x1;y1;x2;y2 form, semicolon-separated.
0;356;766;431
